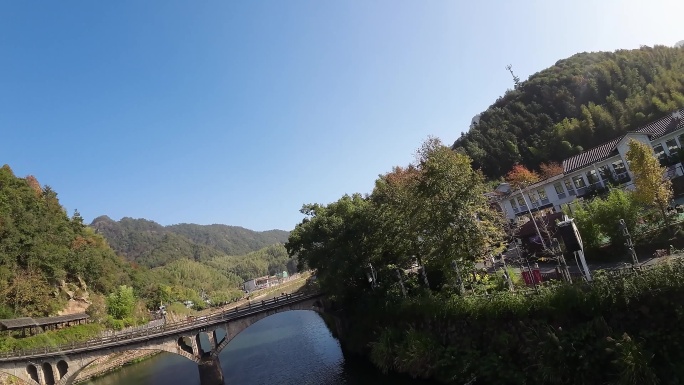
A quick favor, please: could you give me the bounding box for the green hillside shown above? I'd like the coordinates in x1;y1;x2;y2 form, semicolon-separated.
0;165;131;317
453;45;684;178
167;223;289;256
91;216;289;268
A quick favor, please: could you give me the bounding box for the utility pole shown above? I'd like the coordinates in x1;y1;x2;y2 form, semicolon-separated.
519;186;547;250
551;238;572;283
451;259;465;295
619;219;639;268
395;268;407;297
366;263;378;290
499;255;514;291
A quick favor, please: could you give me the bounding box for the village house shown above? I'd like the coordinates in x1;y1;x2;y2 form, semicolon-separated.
494;109;684;221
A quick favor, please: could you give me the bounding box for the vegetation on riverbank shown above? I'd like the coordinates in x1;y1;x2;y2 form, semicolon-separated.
0;324;103;353
288;132;684;383
350;259;684;384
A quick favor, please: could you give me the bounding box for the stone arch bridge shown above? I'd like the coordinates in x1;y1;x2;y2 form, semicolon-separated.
0;293;324;385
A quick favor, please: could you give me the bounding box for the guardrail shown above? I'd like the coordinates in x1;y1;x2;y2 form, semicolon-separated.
0;292;321;361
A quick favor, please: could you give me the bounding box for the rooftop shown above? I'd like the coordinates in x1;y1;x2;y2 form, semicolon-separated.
0;313;89;330
562;109;684;173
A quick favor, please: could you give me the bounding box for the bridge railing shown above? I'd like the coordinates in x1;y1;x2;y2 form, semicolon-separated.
0;292;318;360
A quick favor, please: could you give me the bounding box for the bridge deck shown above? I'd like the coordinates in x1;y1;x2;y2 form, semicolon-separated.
0;293;321;362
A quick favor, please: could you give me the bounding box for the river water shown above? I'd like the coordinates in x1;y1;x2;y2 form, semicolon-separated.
84;310;432;385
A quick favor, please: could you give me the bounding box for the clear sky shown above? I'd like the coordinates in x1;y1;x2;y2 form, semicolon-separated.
1;0;682;231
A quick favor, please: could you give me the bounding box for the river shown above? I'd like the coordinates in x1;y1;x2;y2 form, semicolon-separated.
83;310;434;385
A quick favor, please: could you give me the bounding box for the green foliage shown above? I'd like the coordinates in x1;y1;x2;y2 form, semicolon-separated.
287;139;505;305
0;324;104;353
0;166;131;316
287;193;375;303
86;294;107;323
453;46;684;178
206;244;297;282
90;216;289;268
627;139;675;231
355;260;684;384
573;189;641;249
106;285;137;320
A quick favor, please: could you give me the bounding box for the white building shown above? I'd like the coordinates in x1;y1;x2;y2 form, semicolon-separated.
496;109;684;220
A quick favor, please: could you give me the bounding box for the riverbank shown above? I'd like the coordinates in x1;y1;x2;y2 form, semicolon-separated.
74;350;160;384
324;259;684;384
0;274;314;385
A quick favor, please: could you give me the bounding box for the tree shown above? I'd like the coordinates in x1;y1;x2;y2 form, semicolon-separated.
539;162;564;179
573;189;642;250
86;294;107;323
286;194;376;303
371;139;505;292
505;164;540;189
106;285;137;320
453;46;684;179
626;139;674;233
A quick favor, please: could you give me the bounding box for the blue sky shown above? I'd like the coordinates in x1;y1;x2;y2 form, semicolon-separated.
1;0;682;231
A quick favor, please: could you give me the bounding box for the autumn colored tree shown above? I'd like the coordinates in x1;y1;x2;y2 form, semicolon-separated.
505;164;540;189
539;162;564;179
626;139;674;232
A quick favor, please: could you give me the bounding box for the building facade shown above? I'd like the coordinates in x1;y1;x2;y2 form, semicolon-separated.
496;109;684;220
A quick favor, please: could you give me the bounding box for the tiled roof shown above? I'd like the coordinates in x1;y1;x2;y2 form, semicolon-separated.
562;136;623;174
0;313;89;330
562;109;684;174
636;109;684;139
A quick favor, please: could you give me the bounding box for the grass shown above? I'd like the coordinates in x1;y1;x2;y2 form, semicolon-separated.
0;323;104;353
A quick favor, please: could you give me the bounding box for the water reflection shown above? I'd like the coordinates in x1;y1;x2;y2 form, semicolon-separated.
85;311;433;385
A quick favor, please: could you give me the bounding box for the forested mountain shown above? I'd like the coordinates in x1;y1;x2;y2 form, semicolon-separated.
90;216;289;268
0;165;296;317
0;165;131;317
453;45;684;179
167;223;289;256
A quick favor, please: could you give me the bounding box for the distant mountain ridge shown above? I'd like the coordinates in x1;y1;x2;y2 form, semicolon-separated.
90;216;290;268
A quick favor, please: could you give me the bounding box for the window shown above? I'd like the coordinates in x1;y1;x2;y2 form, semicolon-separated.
598;165;612;182
537;188;548;200
586;170;599;185
564;180;575;194
528;192;538;203
553;183;564;195
666;138;679;154
516;196;525;207
679;133;684;149
612;160;626;174
653;144;666;160
510;199;517;208
572;175;586;189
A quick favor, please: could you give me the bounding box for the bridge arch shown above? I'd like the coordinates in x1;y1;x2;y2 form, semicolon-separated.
41;362;55;385
212;300;322;358
56;361;68;380
53;346;199;385
27;364;40;384
0;371;39;385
